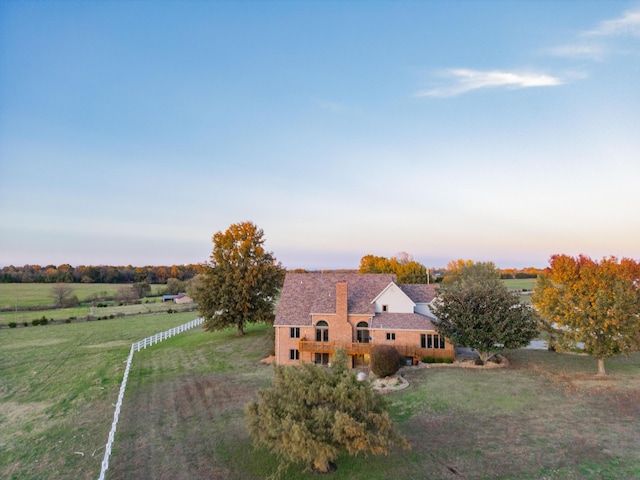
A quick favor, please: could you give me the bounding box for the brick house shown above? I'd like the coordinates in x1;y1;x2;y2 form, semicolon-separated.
274;273;455;367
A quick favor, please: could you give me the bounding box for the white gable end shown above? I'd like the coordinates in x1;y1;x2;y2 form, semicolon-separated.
372;282;415;314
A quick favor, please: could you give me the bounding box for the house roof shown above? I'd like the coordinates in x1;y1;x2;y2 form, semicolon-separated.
370;312;436;330
275;273;395;326
398;284;438;303
274;273;439;328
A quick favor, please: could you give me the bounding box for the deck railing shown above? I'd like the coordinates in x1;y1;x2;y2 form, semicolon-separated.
298;340;455;360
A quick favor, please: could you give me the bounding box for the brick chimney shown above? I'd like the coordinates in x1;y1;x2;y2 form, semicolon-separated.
336;282;348;322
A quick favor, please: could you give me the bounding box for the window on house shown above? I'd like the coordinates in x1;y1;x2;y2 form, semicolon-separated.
353;354;369;367
356;321;369;343
315;320;329;342
386;332;396;341
421;334;445;349
290;327;300;338
289;349;299;360
315;353;329;365
382;305;388;312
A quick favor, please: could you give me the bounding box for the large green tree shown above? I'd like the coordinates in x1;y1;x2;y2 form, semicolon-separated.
246;350;409;477
532;254;640;376
192;221;285;336
433;261;538;364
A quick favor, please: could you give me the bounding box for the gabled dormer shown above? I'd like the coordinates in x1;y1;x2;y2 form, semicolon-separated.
371;282;416;314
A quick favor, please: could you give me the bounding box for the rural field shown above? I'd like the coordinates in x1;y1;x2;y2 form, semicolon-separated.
0;283;192;325
0;311;200;480
502;278;536;291
0;283;166;309
3;313;639;480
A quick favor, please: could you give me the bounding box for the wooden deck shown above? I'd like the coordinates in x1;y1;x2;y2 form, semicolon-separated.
298;340;455;361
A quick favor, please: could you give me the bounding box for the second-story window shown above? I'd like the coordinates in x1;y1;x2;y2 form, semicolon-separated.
386;332;396;341
315;320;329;342
356;321;369;343
290;327;300;338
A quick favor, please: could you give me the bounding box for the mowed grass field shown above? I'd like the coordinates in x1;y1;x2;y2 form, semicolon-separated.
3;314;640;480
0;283;166;309
502;278;536;291
0;283;185;324
0;311;200;480
112;335;640;480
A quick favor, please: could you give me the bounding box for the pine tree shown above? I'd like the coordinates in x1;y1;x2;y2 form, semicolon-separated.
246;349;409;477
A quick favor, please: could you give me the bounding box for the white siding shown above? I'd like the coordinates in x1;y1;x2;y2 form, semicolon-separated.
374;283;415;313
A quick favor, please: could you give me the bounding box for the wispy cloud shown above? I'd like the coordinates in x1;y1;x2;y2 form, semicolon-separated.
548;43;606;60
418;69;563;98
550;8;640;60
584;9;640;37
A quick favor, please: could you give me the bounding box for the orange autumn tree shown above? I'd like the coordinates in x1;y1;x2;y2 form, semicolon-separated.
532;255;640;375
359;252;429;284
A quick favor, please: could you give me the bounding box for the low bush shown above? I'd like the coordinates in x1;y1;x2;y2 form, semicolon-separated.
370;344;401;377
422;356;454;364
32;318;40;326
8;322;17;328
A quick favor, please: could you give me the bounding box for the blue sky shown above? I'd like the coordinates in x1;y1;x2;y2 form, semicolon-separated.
1;1;639;270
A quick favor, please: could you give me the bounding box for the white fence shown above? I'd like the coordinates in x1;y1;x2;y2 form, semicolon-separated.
98;317;205;480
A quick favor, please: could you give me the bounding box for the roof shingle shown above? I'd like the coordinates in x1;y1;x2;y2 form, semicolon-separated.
274;273;395;326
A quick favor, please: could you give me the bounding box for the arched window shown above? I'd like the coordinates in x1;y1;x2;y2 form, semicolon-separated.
315;320;329;342
356;321;369;343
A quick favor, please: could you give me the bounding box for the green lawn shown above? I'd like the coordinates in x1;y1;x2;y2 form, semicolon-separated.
112;331;640;480
3;316;640;480
0;283;166;309
0;300;194;325
0;283;189;325
502;278;536;291
0;312;201;480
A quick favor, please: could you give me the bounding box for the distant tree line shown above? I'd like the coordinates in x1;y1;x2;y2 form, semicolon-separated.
499;267;545;279
359;252;437;284
0;260;545;284
0;264;204;284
